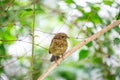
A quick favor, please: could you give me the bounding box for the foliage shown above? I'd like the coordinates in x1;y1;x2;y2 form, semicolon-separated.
0;0;120;80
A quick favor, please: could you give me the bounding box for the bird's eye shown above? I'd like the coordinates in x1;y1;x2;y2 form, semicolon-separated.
61;36;64;38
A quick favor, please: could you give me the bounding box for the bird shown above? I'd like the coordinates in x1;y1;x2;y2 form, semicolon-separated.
49;33;69;62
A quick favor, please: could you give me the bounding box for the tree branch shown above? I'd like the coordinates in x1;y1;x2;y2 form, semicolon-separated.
30;0;35;80
37;20;120;80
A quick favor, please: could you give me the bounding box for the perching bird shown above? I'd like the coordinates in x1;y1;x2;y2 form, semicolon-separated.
49;33;69;62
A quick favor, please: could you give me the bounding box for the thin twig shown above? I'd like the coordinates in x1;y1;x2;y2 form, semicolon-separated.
0;39;48;50
30;0;35;80
37;20;120;80
0;0;15;15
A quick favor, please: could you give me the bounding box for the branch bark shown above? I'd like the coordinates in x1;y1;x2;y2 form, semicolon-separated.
37;20;120;80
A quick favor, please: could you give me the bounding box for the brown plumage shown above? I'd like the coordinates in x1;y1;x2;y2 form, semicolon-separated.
49;33;69;62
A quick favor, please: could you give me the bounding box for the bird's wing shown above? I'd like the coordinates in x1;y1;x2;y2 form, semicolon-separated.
49;39;54;54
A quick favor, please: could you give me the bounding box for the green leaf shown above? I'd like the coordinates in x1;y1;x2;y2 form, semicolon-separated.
92;57;102;65
116;12;120;20
86;42;93;47
114;27;120;32
103;0;113;6
108;47;114;55
103;40;110;47
59;71;76;80
0;44;6;55
65;0;74;4
25;8;32;11
79;49;89;60
114;38;120;45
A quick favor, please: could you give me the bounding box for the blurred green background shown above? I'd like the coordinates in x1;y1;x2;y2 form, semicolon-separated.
0;0;120;80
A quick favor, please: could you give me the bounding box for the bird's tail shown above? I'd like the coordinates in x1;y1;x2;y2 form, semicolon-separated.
50;55;60;62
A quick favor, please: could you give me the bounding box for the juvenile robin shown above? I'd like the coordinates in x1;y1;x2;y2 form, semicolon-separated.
49;33;69;62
